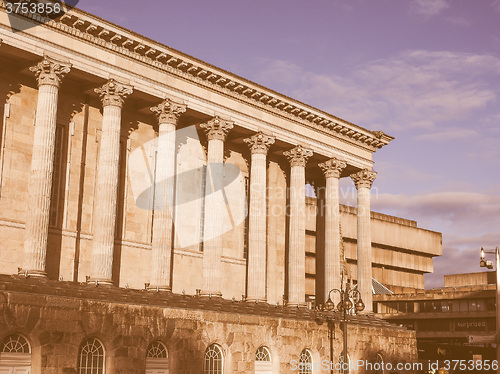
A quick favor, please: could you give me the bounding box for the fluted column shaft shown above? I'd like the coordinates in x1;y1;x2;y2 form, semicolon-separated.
21;57;70;277
351;169;377;313
148;100;186;291
319;158;346;305
89;80;132;285
284;146;312;307
244;133;275;302
200;117;233;297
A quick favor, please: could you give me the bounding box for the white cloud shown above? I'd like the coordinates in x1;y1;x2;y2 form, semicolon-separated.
255;51;500;131
371;191;500;288
411;0;450;16
415;128;479;141
372;192;500;229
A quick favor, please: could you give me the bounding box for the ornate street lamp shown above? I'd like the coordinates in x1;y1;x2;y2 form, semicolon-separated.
323;280;365;374
479;246;500;365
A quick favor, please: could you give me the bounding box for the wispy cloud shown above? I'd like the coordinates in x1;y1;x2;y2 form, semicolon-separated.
493;0;500;12
415;128;479;142
445;16;470;26
372;192;500;229
410;0;450;16
255;51;500;131
371;191;500;288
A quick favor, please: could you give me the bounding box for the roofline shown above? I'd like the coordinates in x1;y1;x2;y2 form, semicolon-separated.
0;4;394;152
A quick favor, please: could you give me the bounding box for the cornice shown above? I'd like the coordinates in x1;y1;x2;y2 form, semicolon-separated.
0;5;394;152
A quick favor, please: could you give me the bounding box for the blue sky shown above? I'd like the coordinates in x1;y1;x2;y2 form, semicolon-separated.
77;0;500;288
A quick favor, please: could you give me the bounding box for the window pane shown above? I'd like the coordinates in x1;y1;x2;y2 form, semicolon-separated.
204;344;223;374
459;300;468;312
78;338;105;374
477;299;485;312
468;299;477;312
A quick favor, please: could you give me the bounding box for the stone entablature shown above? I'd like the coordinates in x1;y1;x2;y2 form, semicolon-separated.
0;3;392;153
0;275;417;373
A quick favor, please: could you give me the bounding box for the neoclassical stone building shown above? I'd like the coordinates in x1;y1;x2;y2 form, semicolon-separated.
0;4;441;374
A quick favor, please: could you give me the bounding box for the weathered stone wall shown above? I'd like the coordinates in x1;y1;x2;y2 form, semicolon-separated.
0;277;417;374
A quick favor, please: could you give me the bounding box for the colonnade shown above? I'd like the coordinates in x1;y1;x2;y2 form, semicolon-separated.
18;56;377;313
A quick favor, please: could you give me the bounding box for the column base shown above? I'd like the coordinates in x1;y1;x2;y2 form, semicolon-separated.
86;277;114;287
200;290;223;298
17;268;47;278
146;284;172;292
245;297;267;304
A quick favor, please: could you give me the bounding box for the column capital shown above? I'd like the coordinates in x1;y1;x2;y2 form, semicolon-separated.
200;116;234;141
351;169;377;189
150;99;186;125
283;146;313;167
243;132;275;155
319;158;347;179
94;79;133;108
29;57;71;88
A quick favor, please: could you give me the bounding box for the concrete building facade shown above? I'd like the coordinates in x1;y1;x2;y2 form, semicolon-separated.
374;272;497;371
0;4;441;373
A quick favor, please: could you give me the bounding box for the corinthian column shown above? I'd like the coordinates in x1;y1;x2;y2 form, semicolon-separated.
243;132;275;302
351;169;377;313
319;158;346;305
148;99;186;291
88;79;133;285
283;146;313;307
20;57;70;277
199;116;233;297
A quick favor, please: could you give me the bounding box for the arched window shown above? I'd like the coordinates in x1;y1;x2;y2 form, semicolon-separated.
299;349;312;374
204;344;223;374
0;334;32;370
78;338;105;374
375;353;384;374
1;334;30;353
146;341;169;374
255;346;272;374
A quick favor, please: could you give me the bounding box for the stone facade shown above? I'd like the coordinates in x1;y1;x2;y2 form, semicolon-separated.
0;275;417;373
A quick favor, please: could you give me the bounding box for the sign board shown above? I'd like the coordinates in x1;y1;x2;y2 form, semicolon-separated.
468;335;496;344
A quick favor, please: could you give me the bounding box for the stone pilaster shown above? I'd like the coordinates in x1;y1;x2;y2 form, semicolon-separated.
88;79;133;285
283;146;313;307
20;57;71;277
148;99;186;291
318;158;346;305
199;116;234;297
243;132;275;302
351;169;377;313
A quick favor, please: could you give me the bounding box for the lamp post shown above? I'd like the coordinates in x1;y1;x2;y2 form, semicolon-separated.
323;281;365;374
479;246;500;367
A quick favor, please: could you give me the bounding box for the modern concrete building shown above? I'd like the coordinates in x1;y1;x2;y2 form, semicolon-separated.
374;272;497;370
0;4;441;373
